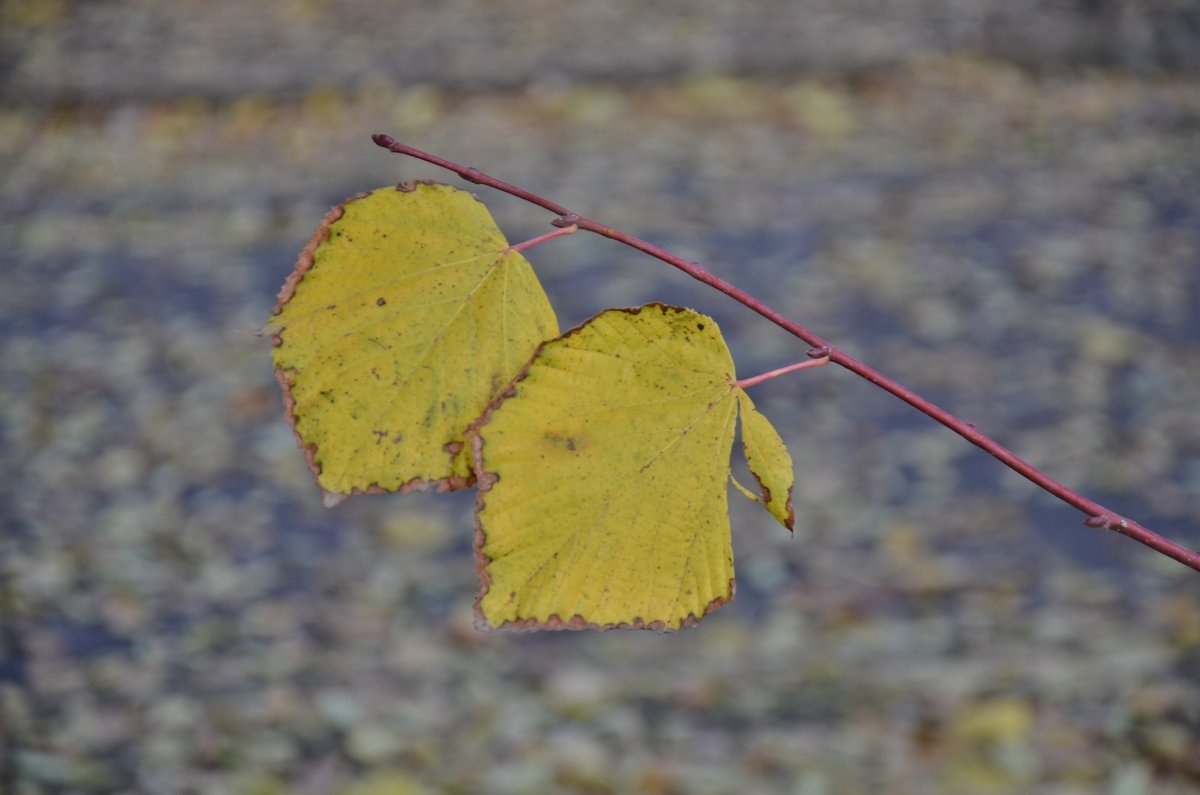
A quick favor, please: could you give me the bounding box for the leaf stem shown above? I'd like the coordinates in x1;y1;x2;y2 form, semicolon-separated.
736;356;831;389
508;224;578;253
372;134;1200;574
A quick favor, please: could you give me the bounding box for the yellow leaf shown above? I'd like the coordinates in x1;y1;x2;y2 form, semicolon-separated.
952;697;1035;745
736;391;795;530
266;183;558;505
338;771;430;795
470;304;790;631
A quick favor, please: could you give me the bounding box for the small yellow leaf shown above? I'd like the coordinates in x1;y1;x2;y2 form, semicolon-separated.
471;304;741;631
267;183;558;504
952;698;1035;745
338;771;430;795
736;391;795;530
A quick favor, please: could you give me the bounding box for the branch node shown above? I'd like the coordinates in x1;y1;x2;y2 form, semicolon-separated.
807;345;832;359
462;167;485;185
552;214;580;228
1083;515;1110;528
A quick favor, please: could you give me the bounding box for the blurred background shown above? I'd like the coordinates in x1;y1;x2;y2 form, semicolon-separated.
2;1;1200;793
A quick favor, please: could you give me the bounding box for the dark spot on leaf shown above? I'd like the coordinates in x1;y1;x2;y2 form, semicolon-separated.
320;390;336;403
372;429;388;444
376;297;387;306
697;322;705;330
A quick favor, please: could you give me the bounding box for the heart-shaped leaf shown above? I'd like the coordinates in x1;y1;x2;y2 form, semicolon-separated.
470;304;793;631
266;183;558;505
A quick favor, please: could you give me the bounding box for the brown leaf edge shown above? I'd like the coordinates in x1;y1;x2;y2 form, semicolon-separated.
266;183;476;507
758;478;796;533
464;303;737;632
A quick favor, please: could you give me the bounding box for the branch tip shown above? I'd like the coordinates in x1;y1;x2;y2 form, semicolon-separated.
372;133;397;149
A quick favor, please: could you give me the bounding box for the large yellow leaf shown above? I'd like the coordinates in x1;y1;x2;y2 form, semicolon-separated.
470;303;793;631
265;183;558;506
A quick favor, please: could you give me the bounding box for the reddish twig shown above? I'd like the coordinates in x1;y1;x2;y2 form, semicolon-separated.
508;223;578;253
372;133;1200;574
736;356;831;389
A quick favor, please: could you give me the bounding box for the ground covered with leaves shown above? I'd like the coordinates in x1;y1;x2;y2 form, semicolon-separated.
2;2;1199;793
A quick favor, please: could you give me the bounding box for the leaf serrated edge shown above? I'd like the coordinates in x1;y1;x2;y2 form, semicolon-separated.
269;197;355;320
274;364;475;507
464;303;737;632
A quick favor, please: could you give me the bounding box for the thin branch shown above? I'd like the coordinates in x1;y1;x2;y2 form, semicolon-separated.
508;224;577;253
372;133;1200;574
736;356;831;389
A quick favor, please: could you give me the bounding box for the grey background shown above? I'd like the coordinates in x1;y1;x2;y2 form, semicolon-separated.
2;1;1199;793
